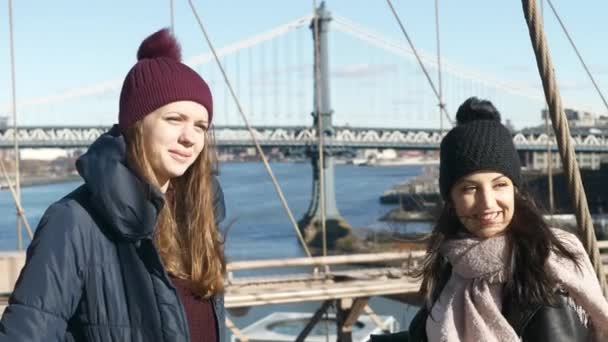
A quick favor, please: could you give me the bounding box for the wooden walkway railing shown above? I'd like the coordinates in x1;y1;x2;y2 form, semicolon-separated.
3;244;608;340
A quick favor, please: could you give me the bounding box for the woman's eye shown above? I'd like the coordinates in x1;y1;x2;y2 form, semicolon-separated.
495;182;509;188
195;124;208;132
166;116;181;122
463;186;476;193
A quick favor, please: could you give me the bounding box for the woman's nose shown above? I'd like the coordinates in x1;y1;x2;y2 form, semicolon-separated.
178;125;196;146
477;188;495;208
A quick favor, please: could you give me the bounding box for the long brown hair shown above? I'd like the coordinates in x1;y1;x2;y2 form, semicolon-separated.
414;190;581;308
124;122;225;298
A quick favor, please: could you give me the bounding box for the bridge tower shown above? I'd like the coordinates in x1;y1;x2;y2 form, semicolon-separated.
298;2;354;253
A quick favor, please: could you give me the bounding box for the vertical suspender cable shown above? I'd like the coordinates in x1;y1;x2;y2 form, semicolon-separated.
248;47;254;116
8;0;24;249
521;0;608;296
546;0;608;112
170;0;175;33
235;52;240;124
545;109;554;213
385;0;453;127
273;38;279;120
434;0;445;133
540;0;554;214
261;43;267;119
0;160;33;240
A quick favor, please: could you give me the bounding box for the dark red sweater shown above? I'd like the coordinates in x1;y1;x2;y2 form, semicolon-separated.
170;276;218;342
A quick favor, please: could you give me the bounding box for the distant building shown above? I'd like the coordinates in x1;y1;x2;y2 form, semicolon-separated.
541;108;602;127
0;115;15;162
0;116;8;131
597;115;608;127
20;148;70;161
521;108;608;171
522;150;603;171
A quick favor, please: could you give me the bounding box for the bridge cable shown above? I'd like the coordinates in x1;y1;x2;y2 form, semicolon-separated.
312;0;328;259
434;0;445;133
0;159;33;240
8;0;28;249
187;0;313;258
384;0;453;127
521;0;608;297
170;0;175;33
545;0;608;113
540;0;555;214
331;16;551;105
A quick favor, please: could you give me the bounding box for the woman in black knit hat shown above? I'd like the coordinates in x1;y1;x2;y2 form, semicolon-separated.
0;29;227;341
372;97;608;342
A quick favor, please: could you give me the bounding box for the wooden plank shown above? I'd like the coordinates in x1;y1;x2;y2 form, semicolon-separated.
225;277;420;308
337;298;368;342
364;305;390;332
228;267;407;288
226;317;249;342
0;251;25;294
229;246;608;271
342;297;369;329
228;272;325;287
227;251;425;271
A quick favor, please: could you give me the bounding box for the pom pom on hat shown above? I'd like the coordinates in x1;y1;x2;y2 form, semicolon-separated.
439;97;521;199
137;28;182;61
455;96;501;125
118;28;213;131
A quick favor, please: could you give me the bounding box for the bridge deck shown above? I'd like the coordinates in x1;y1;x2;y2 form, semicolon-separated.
3;244;608;313
226;267;420;308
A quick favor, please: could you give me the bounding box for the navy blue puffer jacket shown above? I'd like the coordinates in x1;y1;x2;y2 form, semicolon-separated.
0;126;227;341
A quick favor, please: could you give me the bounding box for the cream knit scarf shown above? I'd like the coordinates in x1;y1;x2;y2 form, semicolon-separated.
426;229;608;342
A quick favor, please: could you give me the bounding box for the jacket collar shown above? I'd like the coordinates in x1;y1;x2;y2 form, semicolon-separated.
76;125;164;241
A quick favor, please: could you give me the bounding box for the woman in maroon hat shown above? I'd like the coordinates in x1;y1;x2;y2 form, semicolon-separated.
0;28;226;342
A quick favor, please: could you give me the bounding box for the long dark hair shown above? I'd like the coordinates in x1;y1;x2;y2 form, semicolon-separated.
413;190;581;308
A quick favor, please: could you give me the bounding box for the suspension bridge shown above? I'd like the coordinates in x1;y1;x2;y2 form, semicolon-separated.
2;11;607;151
2;5;605;153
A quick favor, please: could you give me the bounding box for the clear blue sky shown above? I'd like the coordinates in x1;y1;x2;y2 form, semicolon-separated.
1;0;607;127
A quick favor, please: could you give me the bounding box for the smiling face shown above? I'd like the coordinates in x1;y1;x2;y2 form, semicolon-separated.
450;171;515;239
141;100;209;191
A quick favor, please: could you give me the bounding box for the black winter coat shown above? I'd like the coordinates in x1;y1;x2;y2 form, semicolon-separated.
0;126;227;342
371;292;589;342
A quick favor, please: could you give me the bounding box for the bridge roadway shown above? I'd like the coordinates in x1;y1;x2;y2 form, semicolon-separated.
1;125;607;151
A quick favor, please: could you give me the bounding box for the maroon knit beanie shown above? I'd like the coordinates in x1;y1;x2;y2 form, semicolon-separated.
118;28;213;131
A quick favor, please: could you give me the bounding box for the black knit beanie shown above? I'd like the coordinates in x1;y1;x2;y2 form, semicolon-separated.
439;97;522;199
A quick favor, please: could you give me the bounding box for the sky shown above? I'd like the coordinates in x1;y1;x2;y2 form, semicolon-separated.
1;0;607;128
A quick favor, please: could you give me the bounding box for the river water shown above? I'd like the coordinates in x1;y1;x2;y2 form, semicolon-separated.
0;162;428;337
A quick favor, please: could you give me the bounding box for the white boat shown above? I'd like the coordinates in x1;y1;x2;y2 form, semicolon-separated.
231;311;398;342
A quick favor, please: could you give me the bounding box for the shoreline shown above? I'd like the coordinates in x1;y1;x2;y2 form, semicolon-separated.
0;174;82;190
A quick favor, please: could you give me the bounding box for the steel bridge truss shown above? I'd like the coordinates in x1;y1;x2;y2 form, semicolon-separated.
1;126;607;152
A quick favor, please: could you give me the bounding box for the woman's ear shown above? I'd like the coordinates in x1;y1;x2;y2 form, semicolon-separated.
442;198;454;213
